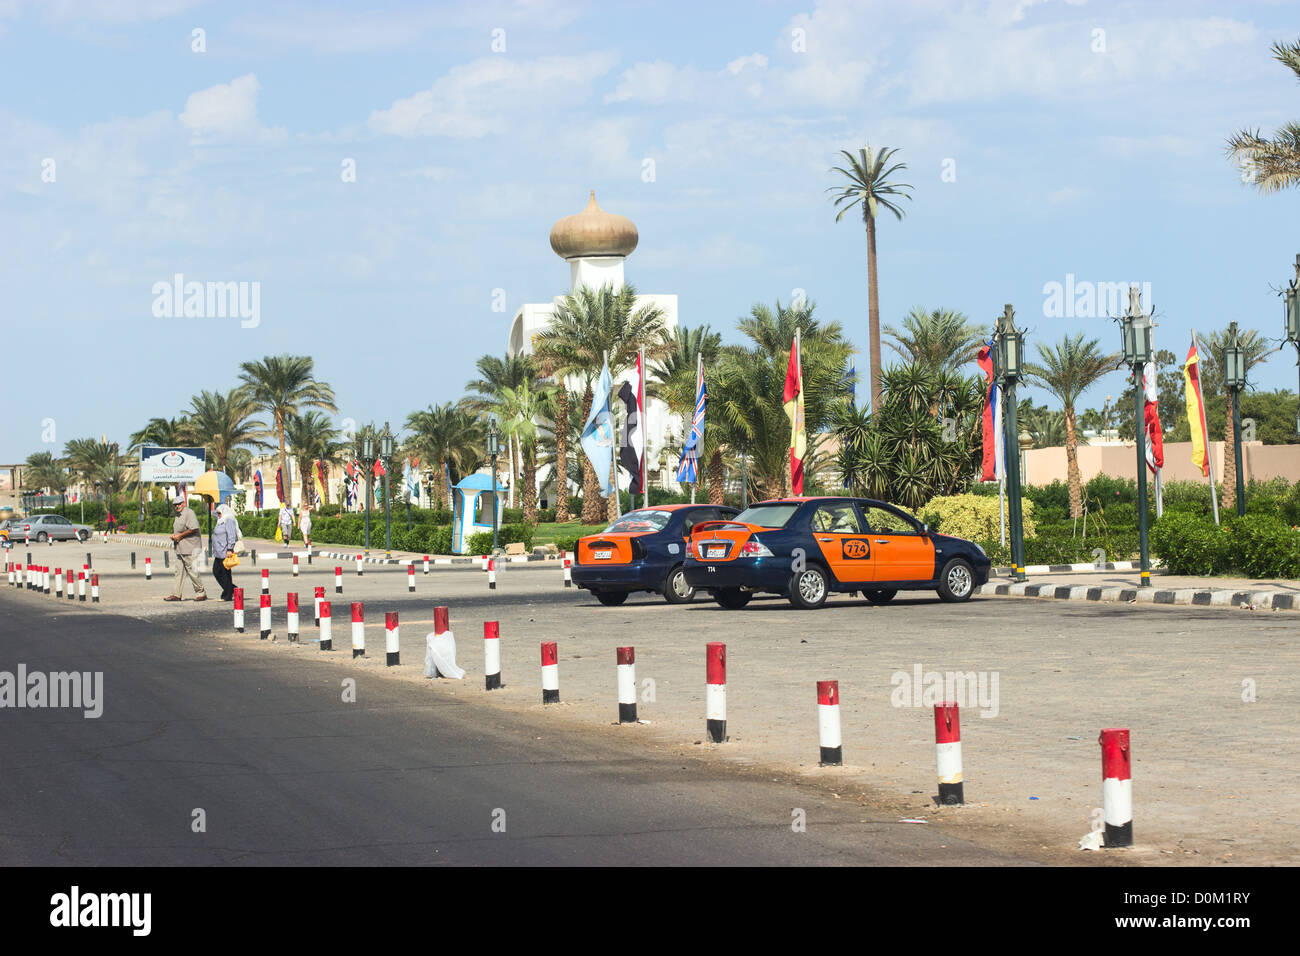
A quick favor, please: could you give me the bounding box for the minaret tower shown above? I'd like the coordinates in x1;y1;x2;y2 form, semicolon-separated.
548;190;639;292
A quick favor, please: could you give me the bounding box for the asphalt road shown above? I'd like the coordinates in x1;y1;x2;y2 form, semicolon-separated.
0;596;1034;866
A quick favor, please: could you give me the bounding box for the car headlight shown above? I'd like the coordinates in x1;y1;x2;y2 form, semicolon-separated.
972;542;986;557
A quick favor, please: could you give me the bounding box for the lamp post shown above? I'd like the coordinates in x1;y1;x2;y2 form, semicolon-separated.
995;304;1026;582
360;435;375;550
380;423;394;552
1223;322;1248;517
1120;287;1153;586
486;414;501;552
1285;255;1300;438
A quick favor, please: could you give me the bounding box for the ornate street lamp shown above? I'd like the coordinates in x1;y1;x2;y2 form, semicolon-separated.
1223;323;1248;517
380;423;394;552
360;434;375;550
1120;287;1154;586
1285;255;1300;437
486;413;501;553
995;304;1027;583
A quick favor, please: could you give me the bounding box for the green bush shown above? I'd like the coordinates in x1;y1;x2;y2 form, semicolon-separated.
1226;514;1300;578
1026;481;1071;512
909;493;1037;541
467;523;535;555
1150;513;1231;575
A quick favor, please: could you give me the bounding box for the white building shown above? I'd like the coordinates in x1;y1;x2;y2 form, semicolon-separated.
507;191;682;503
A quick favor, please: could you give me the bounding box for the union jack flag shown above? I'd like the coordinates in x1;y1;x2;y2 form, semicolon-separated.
675;356;706;483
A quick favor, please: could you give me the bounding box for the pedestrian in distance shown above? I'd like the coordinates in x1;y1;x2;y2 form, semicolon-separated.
165;494;206;602
278;502;293;544
299;504;312;549
211;503;241;601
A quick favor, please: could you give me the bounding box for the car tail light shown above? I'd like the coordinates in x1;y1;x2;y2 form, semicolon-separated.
740;539;773;558
629;538;646;560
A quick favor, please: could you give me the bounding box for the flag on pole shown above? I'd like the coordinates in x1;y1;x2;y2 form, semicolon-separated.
581;359;616;497
315;459;327;505
977;337;998;481
253;470;263;510
783;331;806;495
275;467;284;505
618;354;645;495
405;457;420;501
374;458;386;479
1184;338;1211;477
1143;355;1164;475
841;362;857;413
676;354;706;483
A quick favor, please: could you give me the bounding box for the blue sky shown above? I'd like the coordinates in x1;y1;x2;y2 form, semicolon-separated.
3;0;1299;463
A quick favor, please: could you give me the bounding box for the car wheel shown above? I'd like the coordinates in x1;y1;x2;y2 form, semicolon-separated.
788;566;829;609
595;591;629;606
77;530;89;542
36;532;48;543
937;558;975;602
713;587;751;610
663;565;695;604
863;588;897;605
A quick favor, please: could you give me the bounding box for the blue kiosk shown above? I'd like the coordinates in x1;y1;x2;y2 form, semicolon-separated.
450;472;508;555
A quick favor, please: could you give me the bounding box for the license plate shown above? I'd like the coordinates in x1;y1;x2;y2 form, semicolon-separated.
706;546;726;558
593;549;612;560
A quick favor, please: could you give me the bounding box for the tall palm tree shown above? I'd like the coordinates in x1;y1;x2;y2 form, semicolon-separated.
464;354;537;413
1199;326;1272;509
238;355;337;497
1226;39;1300;193
1025;334;1119;518
404;403;482;511
534;283;670;522
25;451;68;512
63;437;118;501
827;145;913;410
185;388;267;472
650;324;725;502
127;417;189;454
884;307;985;376
284;411;343;506
495;381;556;524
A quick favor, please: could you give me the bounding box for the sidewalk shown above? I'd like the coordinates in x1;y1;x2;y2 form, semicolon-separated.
101;533;560;566
982;567;1300;611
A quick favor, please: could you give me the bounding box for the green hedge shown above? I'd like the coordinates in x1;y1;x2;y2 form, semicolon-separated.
1151;512;1300;578
467;524;535;555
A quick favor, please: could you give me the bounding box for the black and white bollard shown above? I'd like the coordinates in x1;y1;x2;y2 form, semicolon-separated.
319;600;333;650
934;702;964;804
423;554;429;575
818;680;843;766
259;592;272;640
484;621;502;690
91;574;99;604
617;646;637;723
706;642;727;743
540;640;559;704
233;587;245;633
260;567;269;596
334;566;343;594
85;551;92;568
408;564;415;592
314;586;324;626
77;570;86;602
385;611;400;666
1100;728;1132;847
487;558;497;590
351;602;365;657
145;556;152;580
292;554;299;577
563;554;572;588
287;592;300;643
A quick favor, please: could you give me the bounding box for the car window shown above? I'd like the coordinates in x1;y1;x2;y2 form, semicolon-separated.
811;503;865;534
733;504;799;528
863;505;919;535
604;510;673;533
51;516;70;525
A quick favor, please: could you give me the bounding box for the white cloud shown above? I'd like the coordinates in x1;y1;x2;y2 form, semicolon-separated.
180;74;283;142
368;53;619;139
726;53;768;75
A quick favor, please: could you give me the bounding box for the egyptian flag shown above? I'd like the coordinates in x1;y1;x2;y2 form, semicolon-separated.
1143;356;1164;475
275;467;284;505
783;332;806;495
253;470;263;510
1184;338;1210;477
976;338;998;481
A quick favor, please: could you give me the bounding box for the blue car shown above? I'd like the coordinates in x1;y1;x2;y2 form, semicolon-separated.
572;504;741;605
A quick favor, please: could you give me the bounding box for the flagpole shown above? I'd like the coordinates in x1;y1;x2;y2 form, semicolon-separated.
691;352;701;504
1191;329;1221;525
639;345;647;510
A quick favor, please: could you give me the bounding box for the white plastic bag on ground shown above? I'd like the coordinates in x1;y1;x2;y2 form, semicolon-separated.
424;629;465;679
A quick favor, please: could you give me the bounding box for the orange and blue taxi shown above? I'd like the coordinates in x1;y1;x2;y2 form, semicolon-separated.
572;504;740;605
683;497;991;610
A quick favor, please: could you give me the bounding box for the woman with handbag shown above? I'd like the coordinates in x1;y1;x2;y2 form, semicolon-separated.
212;503;241;601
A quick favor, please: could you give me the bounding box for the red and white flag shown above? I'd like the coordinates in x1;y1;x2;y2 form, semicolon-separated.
1143;357;1164;475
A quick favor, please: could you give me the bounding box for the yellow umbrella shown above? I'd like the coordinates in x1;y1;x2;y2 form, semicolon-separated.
193;470;235;502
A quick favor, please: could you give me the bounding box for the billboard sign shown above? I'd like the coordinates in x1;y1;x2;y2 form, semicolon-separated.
139;447;206;483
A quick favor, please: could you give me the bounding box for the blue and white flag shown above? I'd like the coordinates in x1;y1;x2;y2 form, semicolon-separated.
842;362;857;413
581;360;616;497
675;355;706;484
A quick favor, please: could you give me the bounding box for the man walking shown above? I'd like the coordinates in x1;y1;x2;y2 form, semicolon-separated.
165;493;206;602
278;502;294;544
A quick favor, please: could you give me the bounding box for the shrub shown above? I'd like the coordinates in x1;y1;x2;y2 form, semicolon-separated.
1150;513;1231;575
467;523;535;555
1025;481;1070;512
911;493;1037;541
1226;514;1300;578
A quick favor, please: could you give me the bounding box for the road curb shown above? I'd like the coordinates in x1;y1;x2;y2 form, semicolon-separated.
978;581;1297;611
107;535;558;566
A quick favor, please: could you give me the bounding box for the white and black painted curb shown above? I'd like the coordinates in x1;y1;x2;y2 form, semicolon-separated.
977;581;1299;611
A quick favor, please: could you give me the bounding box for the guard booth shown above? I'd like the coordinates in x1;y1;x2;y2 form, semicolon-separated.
450;473;507;555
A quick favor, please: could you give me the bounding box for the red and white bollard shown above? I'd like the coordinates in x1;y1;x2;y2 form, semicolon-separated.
334;566;343;594
487;558;497;590
1100;728;1132;847
423;555;429;575
233;588;245;633
66;569;74;601
6;562;13;586
260;592;272;640
562;554;572;588
314;586;324;626
355;554;363;577
292;554;299;577
54;567;63;598
260;567;270;595
43;566;50;595
706;642;727;743
351;602;365;657
385;611;400;666
77;570;86;602
287;592;300;643
484;621;502;690
480;554;488;571
818;680;843;766
319;600;333;650
145;556;152;580
540;641;559;704
934;702;963;804
91;574;99;604
617;647;637;723
408;564;415;592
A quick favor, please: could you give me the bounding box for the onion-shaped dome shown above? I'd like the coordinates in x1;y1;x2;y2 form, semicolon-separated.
549;191;638;259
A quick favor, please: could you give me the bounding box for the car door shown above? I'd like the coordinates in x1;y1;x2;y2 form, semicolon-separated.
808;502;875;585
50;516;73;540
861;503;936;582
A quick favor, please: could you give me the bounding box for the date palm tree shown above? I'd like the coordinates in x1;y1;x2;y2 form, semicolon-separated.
238;355;337;498
534;283;670;522
884;307;985;376
1025;334;1119;518
284;411;343;506
827;145;913;410
495;381;556;524
185;388;267;472
128;417;189;454
25;451;68;512
1226;39;1300;193
404;403;482;512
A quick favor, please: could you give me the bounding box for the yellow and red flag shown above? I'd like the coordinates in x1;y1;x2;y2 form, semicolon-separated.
783;331;806;495
1183;337;1210;477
